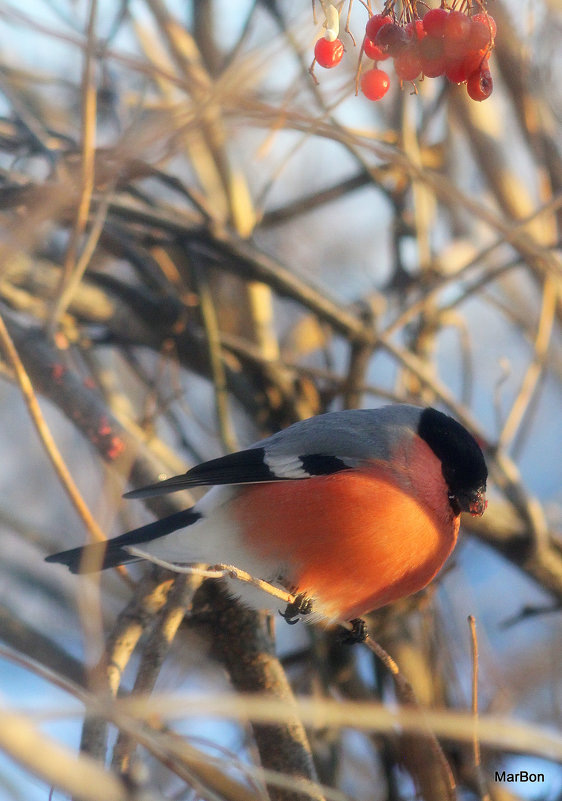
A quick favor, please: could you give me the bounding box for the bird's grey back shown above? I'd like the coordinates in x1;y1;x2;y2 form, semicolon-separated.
257;405;423;462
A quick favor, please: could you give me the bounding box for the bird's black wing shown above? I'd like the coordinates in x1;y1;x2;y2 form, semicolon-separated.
123;448;350;499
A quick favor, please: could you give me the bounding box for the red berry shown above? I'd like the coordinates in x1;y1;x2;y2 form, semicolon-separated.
395;45;423;81
420;35;446;77
469;19;493;50
423;58;447;78
404;20;426;42
471;13;497;39
364;36;390;61
361;68;390;100
467;60;493;100
375;22;409;55
445;10;472;42
462;48;487;75
445;58;471;83
423;8;449;38
314;37;344;68
444;37;470;61
365;13;393;41
442;11;472;61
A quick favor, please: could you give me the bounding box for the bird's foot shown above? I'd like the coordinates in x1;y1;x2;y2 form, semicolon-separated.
279;592;314;625
339;617;368;644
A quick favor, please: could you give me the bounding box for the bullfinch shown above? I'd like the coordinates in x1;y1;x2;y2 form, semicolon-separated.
46;405;487;624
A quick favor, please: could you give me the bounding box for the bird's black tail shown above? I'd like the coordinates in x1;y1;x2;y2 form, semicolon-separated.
45;508;201;573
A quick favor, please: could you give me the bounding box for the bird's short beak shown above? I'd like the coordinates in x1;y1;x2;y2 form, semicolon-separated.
469;491;487;516
457;487;487;517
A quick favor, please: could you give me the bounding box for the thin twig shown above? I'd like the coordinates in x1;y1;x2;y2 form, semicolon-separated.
49;186;114;327
79;573;176;761
111;573;201;773
468;615;490;801
498;275;557;449
363;633;457;800
191;261;238;453
125;548;295;605
0;703;131;801
48;0;98;333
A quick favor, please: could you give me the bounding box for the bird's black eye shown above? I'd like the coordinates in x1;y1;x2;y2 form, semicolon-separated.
448;493;462;516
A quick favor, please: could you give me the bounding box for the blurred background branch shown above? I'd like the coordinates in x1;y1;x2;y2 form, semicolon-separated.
0;1;560;800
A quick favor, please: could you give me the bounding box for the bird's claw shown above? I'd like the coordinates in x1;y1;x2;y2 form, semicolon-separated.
339;618;368;644
279;593;314;625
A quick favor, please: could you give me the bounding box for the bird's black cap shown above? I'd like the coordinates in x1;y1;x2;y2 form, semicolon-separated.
418;407;487;513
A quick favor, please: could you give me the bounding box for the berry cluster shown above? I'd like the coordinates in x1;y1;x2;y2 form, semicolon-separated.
311;3;496;103
361;8;495;101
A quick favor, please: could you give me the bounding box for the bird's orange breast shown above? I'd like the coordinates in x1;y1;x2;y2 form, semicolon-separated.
231;462;459;620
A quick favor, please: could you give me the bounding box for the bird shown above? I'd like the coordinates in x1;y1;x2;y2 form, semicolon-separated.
46;405;487;626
